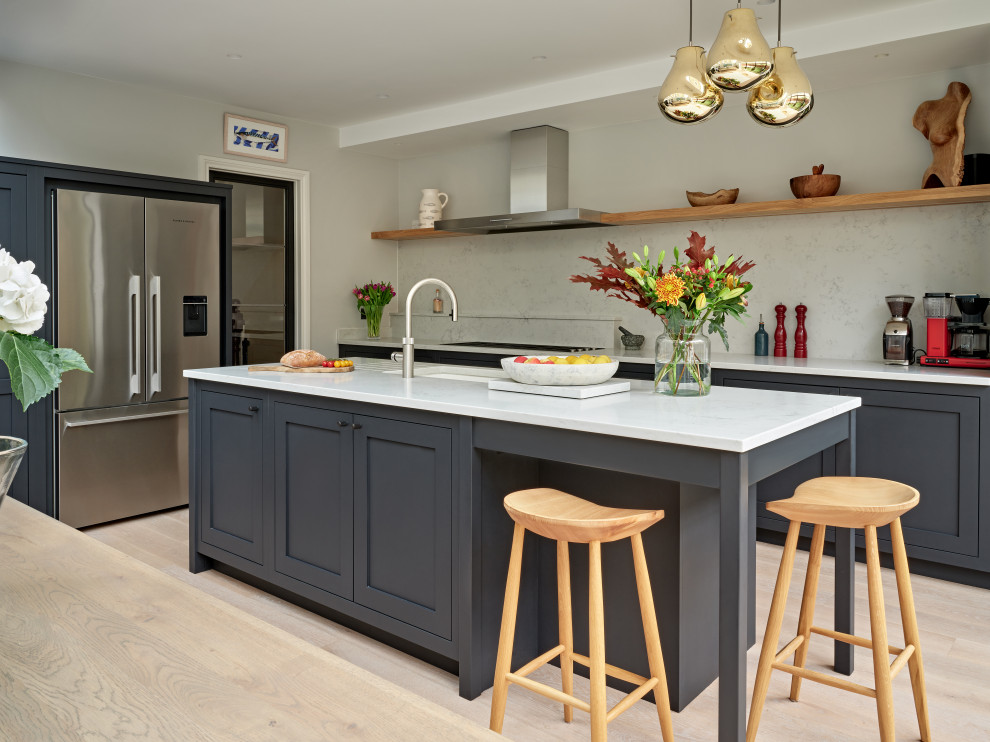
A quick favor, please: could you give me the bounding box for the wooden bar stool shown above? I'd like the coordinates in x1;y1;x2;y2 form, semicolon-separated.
489;488;674;742
747;477;931;742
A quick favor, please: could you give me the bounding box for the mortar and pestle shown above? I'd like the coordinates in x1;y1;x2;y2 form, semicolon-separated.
619;326;645;350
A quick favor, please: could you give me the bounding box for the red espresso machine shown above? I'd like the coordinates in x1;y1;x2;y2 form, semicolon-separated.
920;293;990;368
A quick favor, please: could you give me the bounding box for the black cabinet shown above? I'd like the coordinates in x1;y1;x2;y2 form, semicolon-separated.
714;369;989;581
273;401;354;599
842;386;979;558
190;380;458;656
198;389;265;564
353;415;453;639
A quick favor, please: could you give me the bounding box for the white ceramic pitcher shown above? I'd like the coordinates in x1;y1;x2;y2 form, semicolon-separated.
419;188;449;227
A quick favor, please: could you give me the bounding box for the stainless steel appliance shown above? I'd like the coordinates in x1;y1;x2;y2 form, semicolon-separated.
54;190;220;527
434;126;610;233
882;294;914;365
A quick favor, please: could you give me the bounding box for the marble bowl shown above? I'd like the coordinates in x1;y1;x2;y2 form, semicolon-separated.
500;356;619;386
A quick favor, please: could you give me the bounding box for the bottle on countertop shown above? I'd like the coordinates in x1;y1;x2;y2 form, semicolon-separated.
432;289;444;314
754;314;769;356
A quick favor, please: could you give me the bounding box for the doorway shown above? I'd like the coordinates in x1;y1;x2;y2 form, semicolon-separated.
211;171;295;364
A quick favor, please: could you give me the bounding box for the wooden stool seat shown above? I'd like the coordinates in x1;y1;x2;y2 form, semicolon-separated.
767;476;919;528
504;488;665;543
748;477;931;742
490;489;674;742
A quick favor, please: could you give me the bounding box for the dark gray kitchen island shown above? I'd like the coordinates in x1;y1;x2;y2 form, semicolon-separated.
185;360;860;742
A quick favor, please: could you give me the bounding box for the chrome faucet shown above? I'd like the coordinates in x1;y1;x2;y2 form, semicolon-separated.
400;278;458;378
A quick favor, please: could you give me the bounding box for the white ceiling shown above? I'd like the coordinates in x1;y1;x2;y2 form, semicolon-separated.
1;0;988;158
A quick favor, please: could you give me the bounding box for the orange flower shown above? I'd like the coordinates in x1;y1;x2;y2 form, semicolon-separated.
655;273;686;306
725;274;738;289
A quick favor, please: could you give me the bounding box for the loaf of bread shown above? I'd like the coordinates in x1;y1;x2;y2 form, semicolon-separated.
280;349;327;368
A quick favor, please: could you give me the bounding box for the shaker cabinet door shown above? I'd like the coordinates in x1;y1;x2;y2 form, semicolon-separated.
273;401;354;599
841;387;979;557
198;390;266;564
352;415;453;640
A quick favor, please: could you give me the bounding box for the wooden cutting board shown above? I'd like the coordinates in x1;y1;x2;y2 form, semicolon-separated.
248;364;355;373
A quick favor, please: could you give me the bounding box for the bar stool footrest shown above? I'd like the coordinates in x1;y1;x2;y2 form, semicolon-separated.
505;673;592;714
810;625;905;656
571;652;652;687
771;662;877;698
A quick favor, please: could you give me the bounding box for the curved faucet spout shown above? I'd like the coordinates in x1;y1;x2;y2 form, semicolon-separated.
402;278;458;378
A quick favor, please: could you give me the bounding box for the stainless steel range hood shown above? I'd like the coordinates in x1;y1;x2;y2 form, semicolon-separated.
435;126;610;234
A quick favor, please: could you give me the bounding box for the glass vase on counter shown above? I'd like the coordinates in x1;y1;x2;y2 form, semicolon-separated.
364;304;384;338
655;320;712;396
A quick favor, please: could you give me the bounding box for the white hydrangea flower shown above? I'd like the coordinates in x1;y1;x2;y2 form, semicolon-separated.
0;248;49;334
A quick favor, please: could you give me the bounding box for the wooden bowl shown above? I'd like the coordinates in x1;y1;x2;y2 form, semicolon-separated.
686;188;739;207
790;173;841;199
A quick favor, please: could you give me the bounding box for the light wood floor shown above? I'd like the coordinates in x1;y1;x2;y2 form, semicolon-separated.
86;509;990;741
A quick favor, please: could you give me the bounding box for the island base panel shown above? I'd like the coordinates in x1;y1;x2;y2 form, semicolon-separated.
475;454;721;711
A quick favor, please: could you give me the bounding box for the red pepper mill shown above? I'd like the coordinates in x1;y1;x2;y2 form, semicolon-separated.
794;304;808;358
773;303;788;357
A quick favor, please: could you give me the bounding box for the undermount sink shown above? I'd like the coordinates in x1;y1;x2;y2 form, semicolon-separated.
383;365;507;383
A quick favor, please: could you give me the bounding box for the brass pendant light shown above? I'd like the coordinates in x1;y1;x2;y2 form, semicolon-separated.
746;0;814;126
707;2;775;91
657;0;724;124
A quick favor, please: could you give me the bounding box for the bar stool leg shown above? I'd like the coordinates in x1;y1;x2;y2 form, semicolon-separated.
890;518;932;742
865;525;896;742
588;540;607;742
747;519;801;742
789;523;826;701
490;522;526;734
557;540;575;723
630;532;675;742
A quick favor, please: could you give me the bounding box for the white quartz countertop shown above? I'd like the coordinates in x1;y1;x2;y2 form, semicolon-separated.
339;337;990;387
185;360;860;453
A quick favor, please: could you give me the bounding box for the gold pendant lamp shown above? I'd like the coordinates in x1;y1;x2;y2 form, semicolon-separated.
707;1;775;91
746;0;813;126
657;0;724;124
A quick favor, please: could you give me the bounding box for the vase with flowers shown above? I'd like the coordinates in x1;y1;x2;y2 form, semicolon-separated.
352;280;396;339
0;247;90;510
571;231;754;396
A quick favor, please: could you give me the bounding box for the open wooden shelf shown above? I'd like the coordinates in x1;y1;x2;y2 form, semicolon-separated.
370;184;990;241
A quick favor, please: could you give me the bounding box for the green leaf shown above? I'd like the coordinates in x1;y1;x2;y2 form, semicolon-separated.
0;332;91;411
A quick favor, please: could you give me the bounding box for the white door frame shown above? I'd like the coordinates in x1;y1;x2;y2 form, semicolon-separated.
197;155;311;348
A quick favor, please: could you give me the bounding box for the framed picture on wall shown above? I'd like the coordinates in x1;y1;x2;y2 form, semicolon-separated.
223;113;288;162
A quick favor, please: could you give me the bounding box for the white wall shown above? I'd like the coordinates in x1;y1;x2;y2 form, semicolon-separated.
0;59;398;355
395;63;990;361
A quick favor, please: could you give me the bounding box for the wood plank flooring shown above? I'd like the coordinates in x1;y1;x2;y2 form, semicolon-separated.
86;508;990;741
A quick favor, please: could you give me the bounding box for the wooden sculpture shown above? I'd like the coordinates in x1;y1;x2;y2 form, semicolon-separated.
912;81;972;188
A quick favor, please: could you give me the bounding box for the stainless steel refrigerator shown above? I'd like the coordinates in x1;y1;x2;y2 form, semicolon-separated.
54;190;220;528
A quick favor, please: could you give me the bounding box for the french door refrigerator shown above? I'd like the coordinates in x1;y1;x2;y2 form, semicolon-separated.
54;189;220;528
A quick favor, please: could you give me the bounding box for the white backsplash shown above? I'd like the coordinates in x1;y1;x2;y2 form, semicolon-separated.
396;203;990;361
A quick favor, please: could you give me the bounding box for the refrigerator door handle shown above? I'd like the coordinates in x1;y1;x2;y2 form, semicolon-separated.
128;275;141;397
149;274;162;395
63;409;188;428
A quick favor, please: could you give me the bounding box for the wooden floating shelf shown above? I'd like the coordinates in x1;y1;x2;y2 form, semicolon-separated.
370;184;990;241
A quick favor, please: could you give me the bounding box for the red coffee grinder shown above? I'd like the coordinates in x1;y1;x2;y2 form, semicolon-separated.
920;292;990;369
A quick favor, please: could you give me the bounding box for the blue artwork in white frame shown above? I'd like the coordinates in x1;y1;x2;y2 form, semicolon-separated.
223;113;288;162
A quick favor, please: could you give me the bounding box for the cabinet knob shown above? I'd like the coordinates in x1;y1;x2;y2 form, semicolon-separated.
248;405;259;412
351;423;363;430
338;420;349;427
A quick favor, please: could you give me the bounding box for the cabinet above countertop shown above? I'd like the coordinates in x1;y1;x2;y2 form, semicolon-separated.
370;183;990;241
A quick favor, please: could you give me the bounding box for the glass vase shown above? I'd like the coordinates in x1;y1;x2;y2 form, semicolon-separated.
654;320;712;396
365;305;384;338
0;437;27;513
